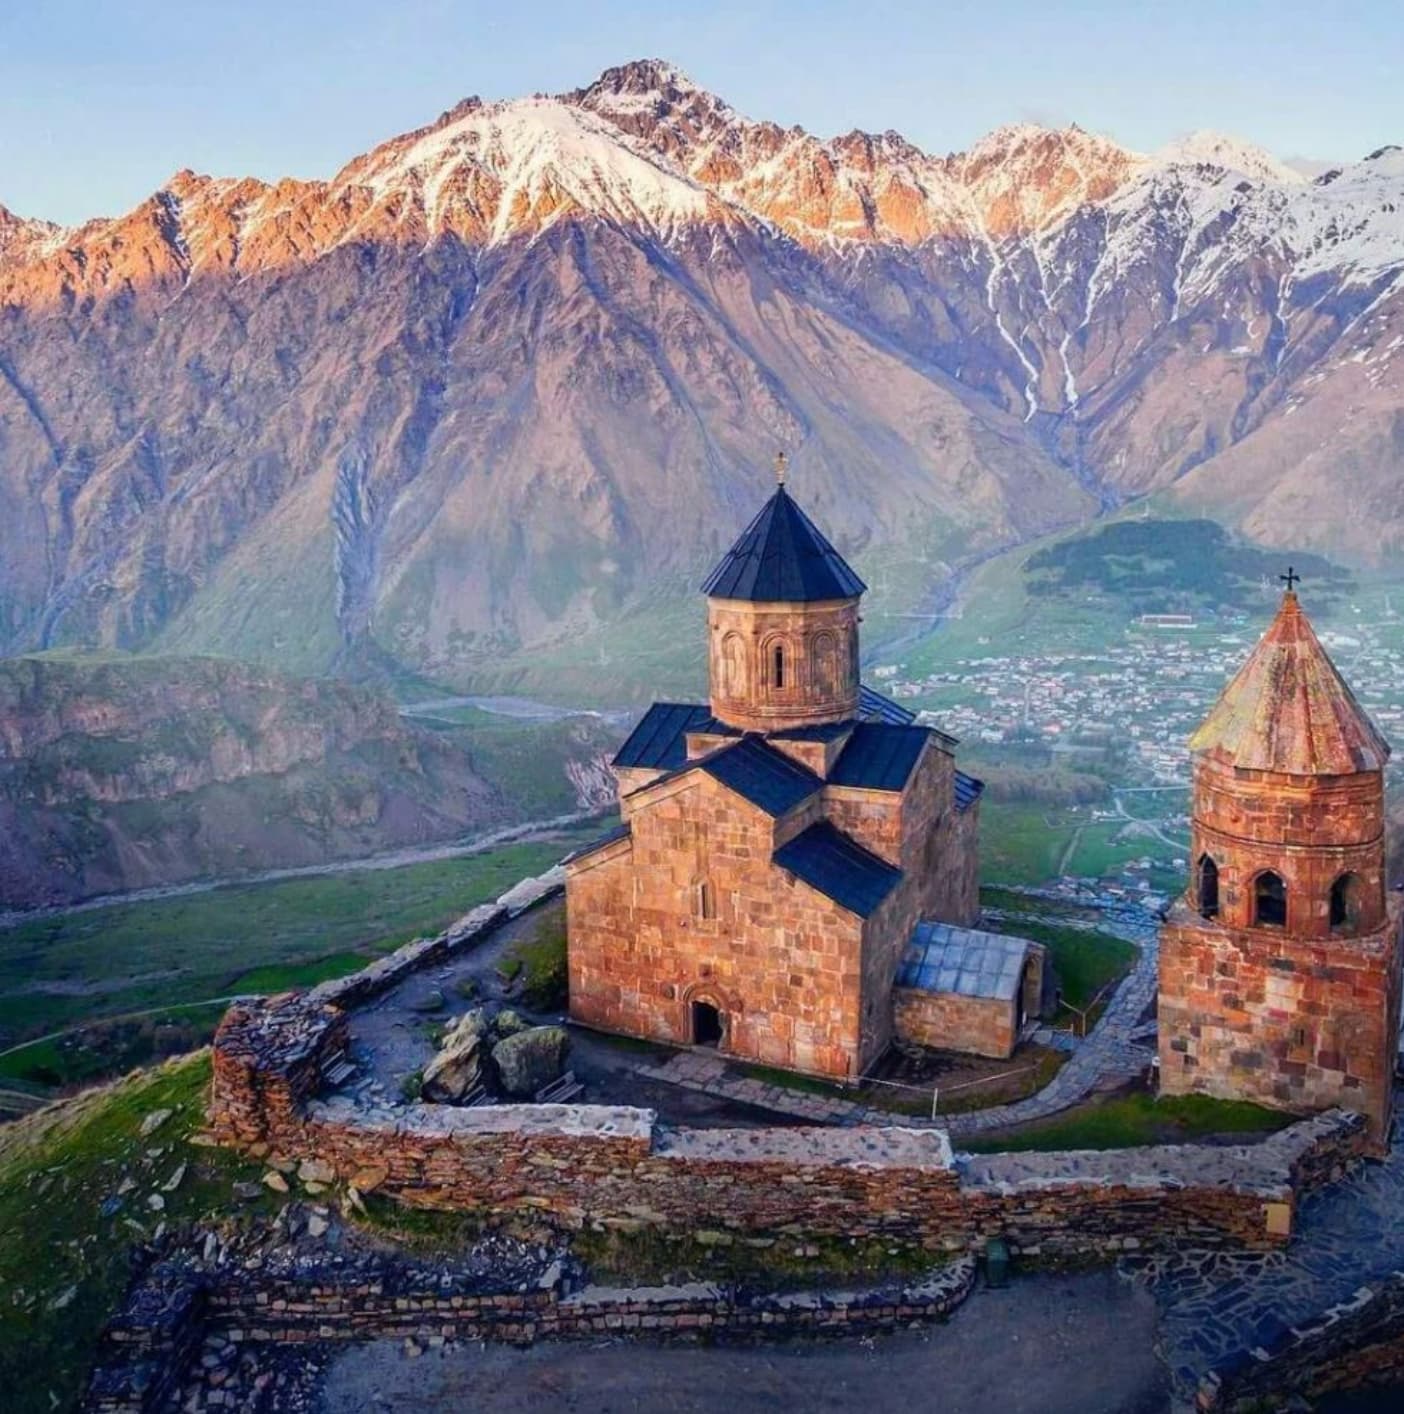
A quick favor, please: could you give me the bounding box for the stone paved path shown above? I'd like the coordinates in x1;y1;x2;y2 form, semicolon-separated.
1125;1096;1404;1404
640;903;1162;1135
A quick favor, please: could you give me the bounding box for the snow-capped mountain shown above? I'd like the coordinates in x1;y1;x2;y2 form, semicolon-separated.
0;60;1400;688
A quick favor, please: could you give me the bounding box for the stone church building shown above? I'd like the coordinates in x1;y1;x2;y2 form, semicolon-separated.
1159;585;1403;1151
565;472;1040;1080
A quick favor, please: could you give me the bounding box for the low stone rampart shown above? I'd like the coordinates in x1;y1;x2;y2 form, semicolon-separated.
207;870;1368;1260
1197;1269;1404;1410
85;1249;977;1413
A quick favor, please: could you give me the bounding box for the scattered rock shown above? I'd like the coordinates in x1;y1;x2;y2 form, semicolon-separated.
298;1157;336;1186
422;1009;488;1103
495;1008;529;1038
262;1171;290;1194
139;1108;173;1138
492;1025;568;1098
146;1193;166;1212
306;1213;329;1239
409;989;445;1014
162;1163;188;1193
350;1165;389;1193
233;1182;263;1201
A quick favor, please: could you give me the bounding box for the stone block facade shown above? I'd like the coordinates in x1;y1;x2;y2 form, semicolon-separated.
892;943;1043;1060
1158;895;1402;1151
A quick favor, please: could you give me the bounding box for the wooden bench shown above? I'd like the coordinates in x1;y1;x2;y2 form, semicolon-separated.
534;1070;584;1104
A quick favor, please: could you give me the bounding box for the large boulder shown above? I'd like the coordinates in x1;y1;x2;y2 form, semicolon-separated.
421;1009;488;1103
492;1026;568;1098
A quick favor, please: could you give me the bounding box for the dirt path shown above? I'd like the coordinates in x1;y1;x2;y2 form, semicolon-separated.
314;1271;1169;1414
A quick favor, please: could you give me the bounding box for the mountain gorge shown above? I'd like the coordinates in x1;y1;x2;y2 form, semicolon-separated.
1;60;1401;695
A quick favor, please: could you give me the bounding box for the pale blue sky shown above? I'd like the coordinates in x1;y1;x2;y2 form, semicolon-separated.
3;0;1400;225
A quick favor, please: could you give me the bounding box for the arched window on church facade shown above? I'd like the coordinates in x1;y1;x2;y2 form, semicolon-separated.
1197;855;1219;920
1253;870;1287;928
693;879;716;922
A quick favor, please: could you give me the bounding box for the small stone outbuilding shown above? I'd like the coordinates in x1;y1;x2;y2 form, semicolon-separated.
892;923;1047;1060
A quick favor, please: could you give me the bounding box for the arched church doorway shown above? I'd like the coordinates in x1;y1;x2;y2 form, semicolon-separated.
691;1000;724;1047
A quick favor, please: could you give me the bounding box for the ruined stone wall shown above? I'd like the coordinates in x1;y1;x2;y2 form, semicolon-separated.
209;983;1366;1258
85;1254;977;1413
567;771;868;1076
1158;894;1402;1151
892;987;1017;1059
1198;1270;1404;1411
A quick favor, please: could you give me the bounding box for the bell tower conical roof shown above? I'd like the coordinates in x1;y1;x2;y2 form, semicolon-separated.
702;485;866;603
1188;590;1390;775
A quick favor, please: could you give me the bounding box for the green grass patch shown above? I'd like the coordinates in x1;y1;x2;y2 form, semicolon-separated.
351;1192;487;1251
0;832;596;1056
1006;919;1138;1014
572;1223;941;1292
0;1052;273;1414
966;1092;1291;1153
503;902;569;1011
732;1062;849;1099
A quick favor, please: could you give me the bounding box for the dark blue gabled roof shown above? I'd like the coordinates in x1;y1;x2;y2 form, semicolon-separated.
700;737;821;817
702;487;866;603
858;684;916;725
829;723;932;792
774;822;902;918
562;821;631;865
613;702;734;771
954;770;985;813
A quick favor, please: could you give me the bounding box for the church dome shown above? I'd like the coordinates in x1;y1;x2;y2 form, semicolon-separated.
702;485;866;603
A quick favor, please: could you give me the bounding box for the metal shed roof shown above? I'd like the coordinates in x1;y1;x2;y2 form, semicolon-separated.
896;922;1034;1003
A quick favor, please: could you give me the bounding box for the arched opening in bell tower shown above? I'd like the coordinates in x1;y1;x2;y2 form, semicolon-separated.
1253;870;1287;928
1197;855;1220;919
1330;872;1363;934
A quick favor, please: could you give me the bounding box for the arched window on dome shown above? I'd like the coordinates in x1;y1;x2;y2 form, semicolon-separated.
1253;870;1287;928
1197;855;1220;920
812;632;838;697
720;633;745;699
1330;872;1363;934
763;637;790;692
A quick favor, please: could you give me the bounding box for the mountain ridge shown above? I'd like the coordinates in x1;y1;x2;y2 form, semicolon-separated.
0;59;1401;689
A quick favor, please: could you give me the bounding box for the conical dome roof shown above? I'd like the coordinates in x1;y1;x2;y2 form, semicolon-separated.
702;486;866;602
1189;591;1390;775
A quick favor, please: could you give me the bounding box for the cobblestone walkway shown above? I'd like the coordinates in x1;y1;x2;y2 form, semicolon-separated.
640;903;1162;1135
1125;1100;1404;1404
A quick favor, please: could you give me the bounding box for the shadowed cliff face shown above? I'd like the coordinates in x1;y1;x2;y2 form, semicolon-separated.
1;62;1402;686
0;656;511;908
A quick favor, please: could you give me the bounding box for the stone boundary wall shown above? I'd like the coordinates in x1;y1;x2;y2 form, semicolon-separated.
208;869;1368;1260
85;1251;977;1413
1198;1269;1404;1410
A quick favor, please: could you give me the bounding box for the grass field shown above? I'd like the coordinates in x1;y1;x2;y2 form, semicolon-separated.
0;827;598;1085
0;1052;273;1414
967;1091;1290;1153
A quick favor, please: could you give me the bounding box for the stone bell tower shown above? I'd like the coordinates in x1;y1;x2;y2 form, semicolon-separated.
1158;578;1403;1152
703;454;865;734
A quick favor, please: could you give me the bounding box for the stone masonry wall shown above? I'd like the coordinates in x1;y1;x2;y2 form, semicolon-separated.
210;964;1366;1260
85;1253;977;1413
1159;893;1403;1151
567;771;871;1077
892;987;1017;1059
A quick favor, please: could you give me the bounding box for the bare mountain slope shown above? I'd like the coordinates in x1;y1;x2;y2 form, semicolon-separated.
1;61;1401;689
